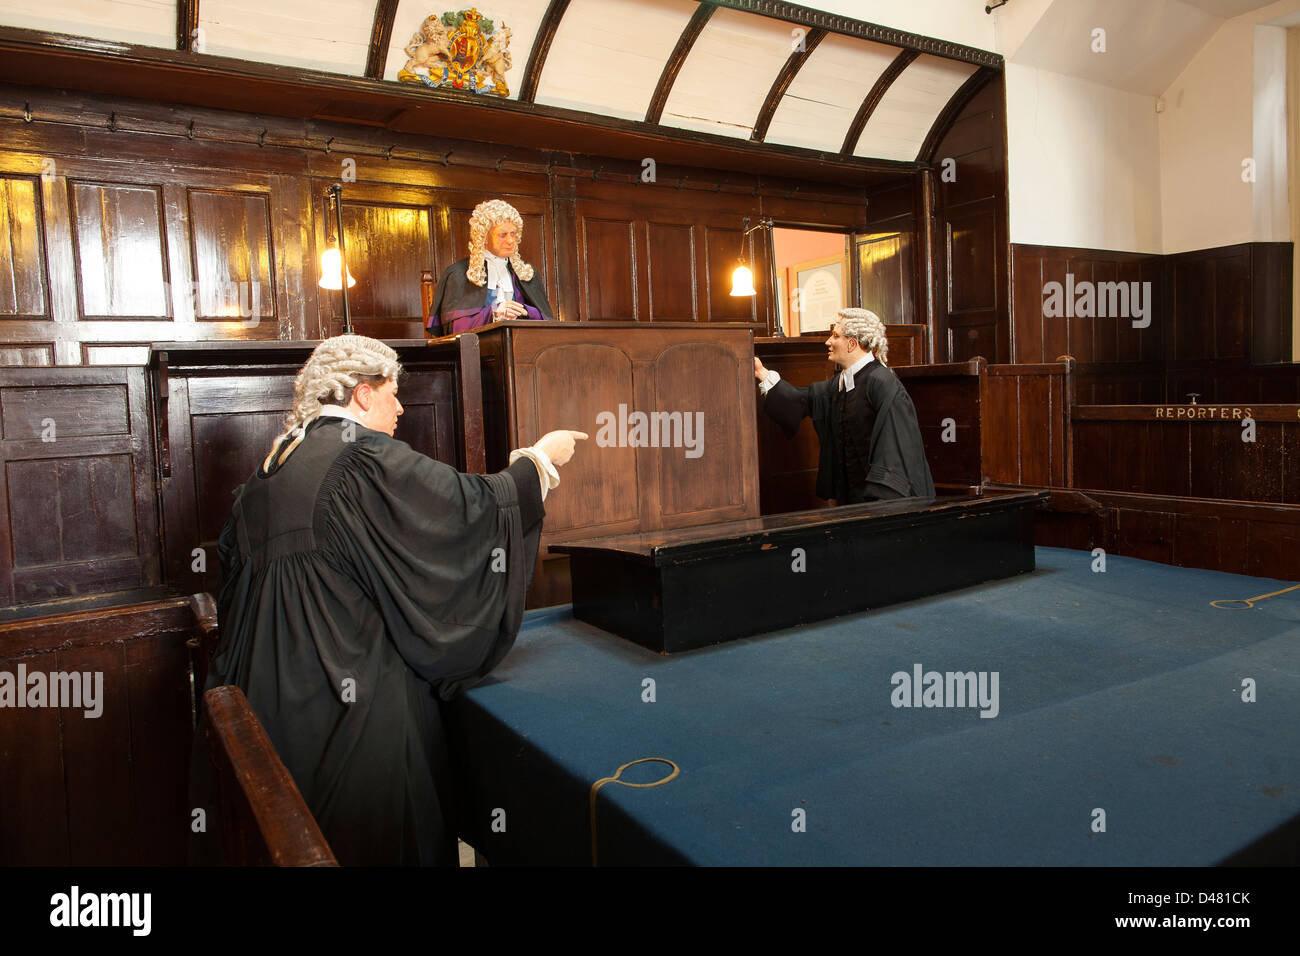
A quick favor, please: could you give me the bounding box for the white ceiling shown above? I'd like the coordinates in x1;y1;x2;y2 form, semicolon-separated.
1008;0;1289;96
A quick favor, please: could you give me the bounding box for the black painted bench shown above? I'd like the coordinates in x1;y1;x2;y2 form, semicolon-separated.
551;491;1048;653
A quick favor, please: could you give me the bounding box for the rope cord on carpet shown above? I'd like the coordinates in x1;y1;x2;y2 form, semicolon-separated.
1211;583;1300;609
589;758;679;867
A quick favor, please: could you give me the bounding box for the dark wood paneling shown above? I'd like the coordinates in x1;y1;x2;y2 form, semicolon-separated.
0;80;877;360
580;218;637;320
340;199;434;330
187;188;276;322
884;324;925;366
1003;484;1300;582
0;367;158;605
0;175;48;317
1073;404;1300;504
70;181;170;319
857;233;907;325
931;78;1007;364
1014;241;1293;404
753;339;829;514
0;595;206;865
646;222;696;321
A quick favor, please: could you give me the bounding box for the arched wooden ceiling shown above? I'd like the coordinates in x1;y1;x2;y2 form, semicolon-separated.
0;0;1001;165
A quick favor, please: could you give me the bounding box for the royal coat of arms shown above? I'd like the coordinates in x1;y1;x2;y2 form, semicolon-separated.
398;8;512;96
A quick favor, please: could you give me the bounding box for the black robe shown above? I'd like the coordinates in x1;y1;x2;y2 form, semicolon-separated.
193;416;543;866
763;360;935;503
427;256;554;336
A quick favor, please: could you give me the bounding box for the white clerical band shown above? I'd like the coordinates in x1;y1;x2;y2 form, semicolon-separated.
484;252;512;293
509;447;560;501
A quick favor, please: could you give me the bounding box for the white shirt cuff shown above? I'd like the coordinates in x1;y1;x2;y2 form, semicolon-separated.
509;446;560;502
758;369;781;394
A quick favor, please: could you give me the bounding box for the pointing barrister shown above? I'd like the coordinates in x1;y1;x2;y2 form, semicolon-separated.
195;334;587;866
755;308;934;505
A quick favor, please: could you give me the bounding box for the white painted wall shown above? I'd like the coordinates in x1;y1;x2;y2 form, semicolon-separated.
999;0;1298;254
1005;63;1164;253
1159;3;1296;254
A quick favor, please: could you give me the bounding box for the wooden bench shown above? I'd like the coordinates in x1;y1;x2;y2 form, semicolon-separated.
0;589;214;865
553;491;1047;652
204;685;338;867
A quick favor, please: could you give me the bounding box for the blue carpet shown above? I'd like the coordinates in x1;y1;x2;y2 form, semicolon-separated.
449;547;1300;865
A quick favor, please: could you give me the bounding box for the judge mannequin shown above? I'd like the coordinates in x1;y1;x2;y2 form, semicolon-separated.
427;199;554;335
754;308;934;505
195;334;586;866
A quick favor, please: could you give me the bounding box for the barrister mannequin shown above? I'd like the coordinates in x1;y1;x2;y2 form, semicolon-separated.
754;308;934;505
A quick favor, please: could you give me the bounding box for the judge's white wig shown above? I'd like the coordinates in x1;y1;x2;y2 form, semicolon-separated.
465;199;535;286
264;335;402;469
833;308;888;365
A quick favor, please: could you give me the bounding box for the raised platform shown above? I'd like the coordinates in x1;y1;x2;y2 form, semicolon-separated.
444;547;1300;866
551;491;1048;652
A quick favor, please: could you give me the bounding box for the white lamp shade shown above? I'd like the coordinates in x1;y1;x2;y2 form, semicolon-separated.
318;248;356;290
730;265;757;297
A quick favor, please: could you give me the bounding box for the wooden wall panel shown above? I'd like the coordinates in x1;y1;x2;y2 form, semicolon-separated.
931;77;1008;364
1013;241;1294;404
70;181;170;319
0;84;879;361
859;178;918;343
0;367;158;605
753;339;829;514
0;175;48;317
187;188;276;322
580;218;637;320
705;226;757;323
336;199;435;339
1008;486;1300;583
1072;406;1300;504
0;596;205;865
856;233;906;325
653;343;745;517
646;222;696;321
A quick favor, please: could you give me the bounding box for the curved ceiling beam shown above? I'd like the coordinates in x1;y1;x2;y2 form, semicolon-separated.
917;66;996;163
365;0;400;80
519;0;572;104
645;2;715;125
838;48;916;157
750;26;825;142
176;0;199;52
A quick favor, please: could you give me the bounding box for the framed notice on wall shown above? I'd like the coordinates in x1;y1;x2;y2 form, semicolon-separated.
791;255;845;333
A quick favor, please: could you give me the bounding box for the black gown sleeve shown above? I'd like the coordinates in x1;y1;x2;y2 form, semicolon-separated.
762;378;813;439
324;435;544;700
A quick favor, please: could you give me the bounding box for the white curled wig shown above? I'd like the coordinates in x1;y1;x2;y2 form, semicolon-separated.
264;334;402;469
465;199;535;286
834;308;889;365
